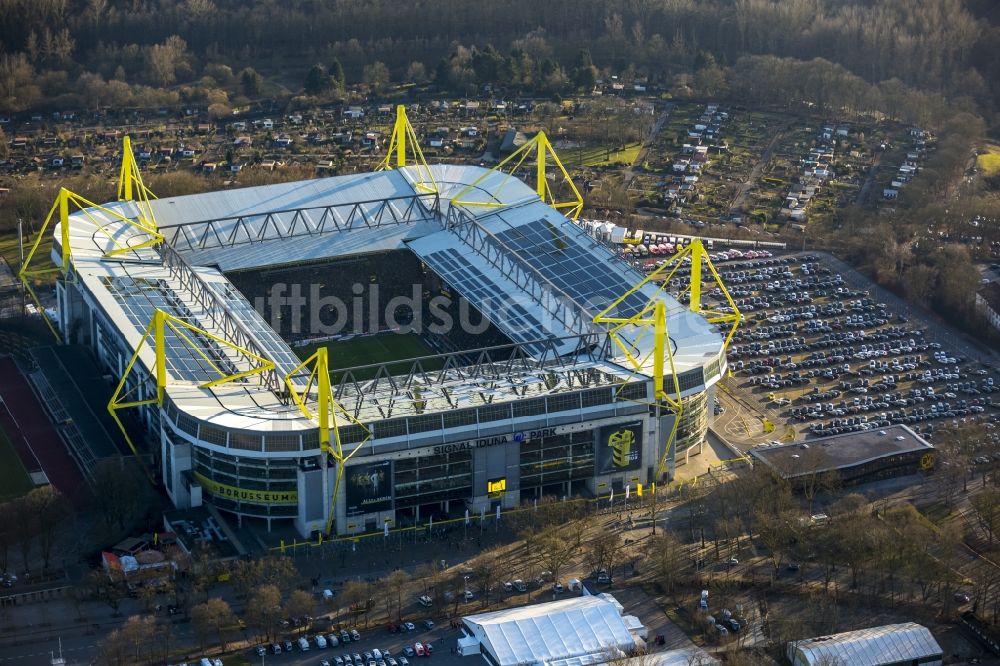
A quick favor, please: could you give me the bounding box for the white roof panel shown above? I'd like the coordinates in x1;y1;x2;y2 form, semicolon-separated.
463;596;636;666
788;623;942;666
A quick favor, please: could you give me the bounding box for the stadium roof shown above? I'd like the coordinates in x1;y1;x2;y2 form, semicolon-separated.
59;163;726;433
461;595;637;666
786;623;942;666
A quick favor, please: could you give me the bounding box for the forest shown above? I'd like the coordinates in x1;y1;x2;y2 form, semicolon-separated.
0;0;998;130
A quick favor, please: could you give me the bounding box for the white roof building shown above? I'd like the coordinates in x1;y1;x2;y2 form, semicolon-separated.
786;622;943;666
460;595;640;666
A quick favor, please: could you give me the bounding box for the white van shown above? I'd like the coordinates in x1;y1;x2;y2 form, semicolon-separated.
298;636;310;651
418;595;433;607
315;634;328;649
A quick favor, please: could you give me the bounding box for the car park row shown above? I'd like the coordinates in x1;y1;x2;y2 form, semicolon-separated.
649;252;1000;444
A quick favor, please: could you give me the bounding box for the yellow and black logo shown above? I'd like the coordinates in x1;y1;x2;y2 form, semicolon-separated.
608;428;636;468
920;453;935;471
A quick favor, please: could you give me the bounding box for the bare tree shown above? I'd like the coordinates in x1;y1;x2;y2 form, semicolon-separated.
341;580;368;626
285;589;315;628
387;569;410;621
86;568;128;616
970;489;1000;548
644;531;686;594
586;530;623;580
538;525;582;586
245;583;283;642
191;597;238;652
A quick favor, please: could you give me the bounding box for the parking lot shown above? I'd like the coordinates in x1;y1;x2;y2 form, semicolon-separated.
234;619;455;666
651;250;1000;452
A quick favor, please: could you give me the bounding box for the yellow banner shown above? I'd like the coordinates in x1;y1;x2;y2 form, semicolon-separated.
193;472;298;505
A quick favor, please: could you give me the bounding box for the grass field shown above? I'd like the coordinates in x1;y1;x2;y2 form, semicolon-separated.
294;333;443;381
978;144;1000;176
563;143;642;167
0;426;34;502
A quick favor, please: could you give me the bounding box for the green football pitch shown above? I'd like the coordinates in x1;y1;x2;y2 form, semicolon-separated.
294;333;443;381
0;426;34;502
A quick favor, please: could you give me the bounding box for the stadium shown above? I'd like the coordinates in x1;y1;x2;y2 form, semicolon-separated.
31;109;735;538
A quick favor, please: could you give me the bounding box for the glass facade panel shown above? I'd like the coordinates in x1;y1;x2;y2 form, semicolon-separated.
394;450;472;507
519;431;595;490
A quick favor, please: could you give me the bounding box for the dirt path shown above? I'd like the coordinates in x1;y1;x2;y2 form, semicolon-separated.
726;118;793;217
854;149;884;205
623;104;673;189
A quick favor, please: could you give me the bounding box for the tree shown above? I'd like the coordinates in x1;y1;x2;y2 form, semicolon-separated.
694;53;728;96
573;49;597;90
28;485;69;571
90;457;148;534
341;580;368;626
245;583;283;642
538;525;582;584
191;597;237;651
304;63;331;95
405;61;427;84
203;63;233;86
363;61;391;92
86;569;128;616
145;35;189;87
386;569;410;621
255;555;299;592
95;615;170;666
970;489;1000;548
329;58;345;88
0;502;16;574
285;589;315;626
644;531;686;594
756;510;798;576
11;493;37;572
586;530;623;580
207;102;231;119
239;67;262;97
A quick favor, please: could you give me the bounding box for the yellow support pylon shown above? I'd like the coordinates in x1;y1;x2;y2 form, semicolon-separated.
107;309;276;466
451;130;584;220
378;105;437;194
593;239;742;478
117;135;161;233
285;347;371;535
19;193;166;341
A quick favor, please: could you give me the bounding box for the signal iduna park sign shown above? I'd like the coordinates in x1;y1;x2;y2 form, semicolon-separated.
430;428;559;455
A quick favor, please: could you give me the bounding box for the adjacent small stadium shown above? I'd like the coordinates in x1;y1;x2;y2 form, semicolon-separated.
39;110;734;538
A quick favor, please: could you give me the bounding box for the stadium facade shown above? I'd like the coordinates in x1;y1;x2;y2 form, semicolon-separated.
48;145;729;538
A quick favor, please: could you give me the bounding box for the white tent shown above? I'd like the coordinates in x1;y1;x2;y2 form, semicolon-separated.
462;595;637;666
787;623;942;666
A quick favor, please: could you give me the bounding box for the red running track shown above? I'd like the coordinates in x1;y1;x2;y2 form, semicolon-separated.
0;357;86;501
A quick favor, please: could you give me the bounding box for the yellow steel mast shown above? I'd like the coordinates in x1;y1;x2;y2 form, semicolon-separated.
451;130;584;220
106;309;276;464
378;104;438;194
284;348;371;535
594;239;740;478
19;136;165;339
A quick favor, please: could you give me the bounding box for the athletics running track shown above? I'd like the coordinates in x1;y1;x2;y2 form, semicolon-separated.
0;356;85;502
